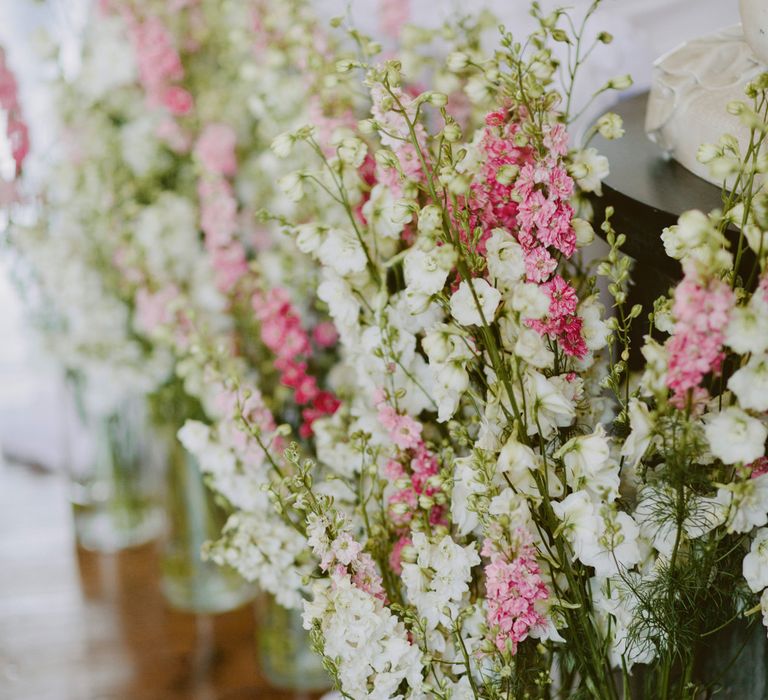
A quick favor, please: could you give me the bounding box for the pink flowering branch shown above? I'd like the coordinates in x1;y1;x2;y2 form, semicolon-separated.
665;274;734;407
483;534;549;655
458;109;588;358
0;48;29;177
252;287;340;438
126;13;194;117
373;389;447;572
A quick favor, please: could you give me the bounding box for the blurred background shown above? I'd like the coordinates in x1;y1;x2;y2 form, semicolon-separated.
0;1;741;698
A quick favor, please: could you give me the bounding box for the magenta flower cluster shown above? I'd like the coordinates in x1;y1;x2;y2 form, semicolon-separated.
252;287;340;438
467;110;587;358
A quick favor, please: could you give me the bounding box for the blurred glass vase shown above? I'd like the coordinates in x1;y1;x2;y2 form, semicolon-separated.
69;394;163;552
257;594;329;692
160;435;256;613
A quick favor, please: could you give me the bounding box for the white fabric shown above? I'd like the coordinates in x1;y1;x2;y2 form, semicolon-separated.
741;0;768;64
647;24;764;186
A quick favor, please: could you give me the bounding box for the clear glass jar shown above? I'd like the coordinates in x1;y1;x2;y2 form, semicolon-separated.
160;433;256;613
68;394;163;552
257;594;329;692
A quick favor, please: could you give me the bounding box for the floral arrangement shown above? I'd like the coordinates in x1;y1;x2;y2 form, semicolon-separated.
186;4;768;700
9;0;768;697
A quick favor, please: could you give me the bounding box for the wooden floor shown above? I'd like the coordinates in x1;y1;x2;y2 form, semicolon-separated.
0;460;326;700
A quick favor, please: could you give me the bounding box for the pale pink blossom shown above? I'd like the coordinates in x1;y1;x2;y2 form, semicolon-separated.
194;123;237;176
209;242;248;293
0;49;28;174
135;284;179;334
130;17;183;93
483;535;549;655
378;0;410;38
312;321;338;348
198;177;238;245
155;119;191;152
351;552;386;600
331;532;363;566
666;275;734;401
389;536;412;575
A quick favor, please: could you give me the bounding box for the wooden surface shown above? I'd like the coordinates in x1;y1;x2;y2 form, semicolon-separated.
0;459;325;700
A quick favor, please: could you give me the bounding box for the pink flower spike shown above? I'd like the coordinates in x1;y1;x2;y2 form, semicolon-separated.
546;275;579;318
377;0;410;39
666;275;734;401
484;540;549;655
161;86;194;116
194;123;238;176
388;536;412;575
524;247;557;283
383;459;405;481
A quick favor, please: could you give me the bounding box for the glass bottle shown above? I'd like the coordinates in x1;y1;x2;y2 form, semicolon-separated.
160;433;256;613
256;593;329;692
69;394;163;552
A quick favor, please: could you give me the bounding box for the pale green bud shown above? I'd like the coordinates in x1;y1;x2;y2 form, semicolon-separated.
607;74;633;90
447;51;469;72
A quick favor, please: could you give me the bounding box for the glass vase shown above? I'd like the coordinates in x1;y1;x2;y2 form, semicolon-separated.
694;619;768;698
257;594;329;691
68;394;163;552
160;434;256;613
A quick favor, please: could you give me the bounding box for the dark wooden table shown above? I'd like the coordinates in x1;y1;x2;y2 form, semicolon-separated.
590;93;753;361
0;460;325;700
592;91;725;280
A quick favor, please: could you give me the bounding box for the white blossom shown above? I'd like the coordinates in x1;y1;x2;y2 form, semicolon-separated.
744;528;768;593
450;278;501;326
553;492;641;576
319;228;368;276
510;281;550;319
508;323;554;369
718;473;768;533
485;229;526;289
524;370;577;438
497;435;541;497
621;399;654;467
728;354;768;412
591;575;656;669
403;244;456;312
580;296;611;352
726;293;768;354
362;184;413;239
705;406;767;465
570;147;609;194
559;425;620;503
402;533;479;633
451;457;485;536
303;573;424;699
